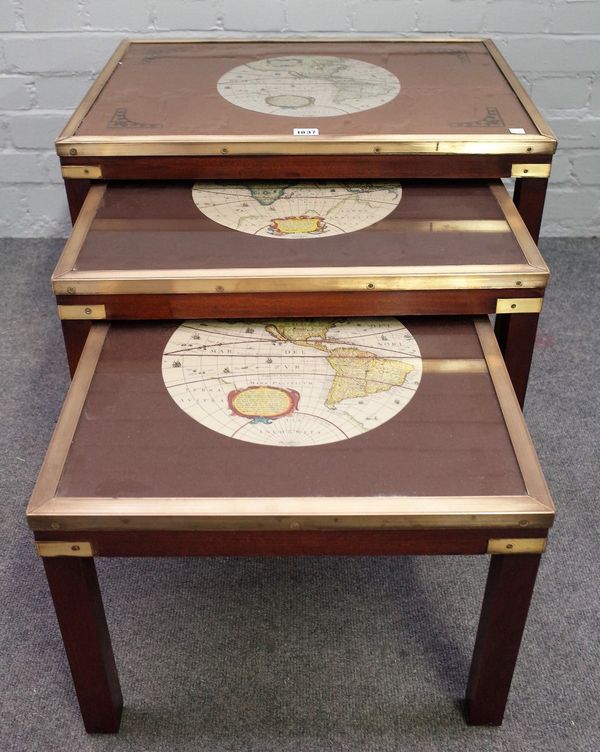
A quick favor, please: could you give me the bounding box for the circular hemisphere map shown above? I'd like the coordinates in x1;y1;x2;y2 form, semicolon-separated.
192;181;402;239
217;55;400;117
162;318;423;447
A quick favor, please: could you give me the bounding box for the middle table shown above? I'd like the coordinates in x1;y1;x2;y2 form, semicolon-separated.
54;179;548;404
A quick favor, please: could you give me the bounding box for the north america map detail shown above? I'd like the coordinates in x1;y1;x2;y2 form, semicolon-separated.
162;319;422;447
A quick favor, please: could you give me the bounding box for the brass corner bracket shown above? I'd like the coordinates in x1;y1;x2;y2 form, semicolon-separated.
35;541;95;557
61;165;103;180
487;538;547;555
496;298;543;314
511;163;551;179
57;304;106;320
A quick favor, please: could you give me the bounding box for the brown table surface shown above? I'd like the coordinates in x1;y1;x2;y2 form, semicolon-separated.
28;317;554;532
52;180;548;296
56;39;555;157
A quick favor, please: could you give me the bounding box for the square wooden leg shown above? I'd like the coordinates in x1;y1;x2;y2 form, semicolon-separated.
64;178;91;225
61;320;92;377
512;177;548;243
42;556;123;733
465;553;542;725
494;311;540;408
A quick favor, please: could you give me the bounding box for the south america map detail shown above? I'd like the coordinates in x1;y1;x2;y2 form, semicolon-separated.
217;55;401;118
191;181;402;239
162;319;422;447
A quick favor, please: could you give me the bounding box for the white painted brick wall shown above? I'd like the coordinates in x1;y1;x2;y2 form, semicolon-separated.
224;0;285;32
154;1;221;31
352;2;416;34
0;0;599;237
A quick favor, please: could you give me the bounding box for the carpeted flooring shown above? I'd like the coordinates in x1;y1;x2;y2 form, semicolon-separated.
0;237;598;752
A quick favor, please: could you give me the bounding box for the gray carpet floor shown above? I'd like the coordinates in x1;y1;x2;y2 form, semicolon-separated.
0;237;598;751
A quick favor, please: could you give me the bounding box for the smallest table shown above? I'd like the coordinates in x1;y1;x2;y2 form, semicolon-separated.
28;316;554;732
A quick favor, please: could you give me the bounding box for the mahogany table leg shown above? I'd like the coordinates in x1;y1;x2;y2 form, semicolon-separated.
64;178;91;225
512;177;548;243
465;553;541;726
498;176;548;404
61;320;91;377
42;556;123;733
494;311;539;408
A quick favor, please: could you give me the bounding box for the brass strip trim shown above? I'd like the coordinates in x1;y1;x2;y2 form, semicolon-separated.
52;267;547;296
483;39;557;142
28;494;553;532
56;39;131;143
487;538;547;555
129;37;498;45
511;163;552;178
61;165;103;179
474;319;555;515
35;541;94;557
55;135;556;157
489;182;549;272
57;304;106;320
57;133;553;145
27;324;109;516
53;183;106;279
496;298;543;314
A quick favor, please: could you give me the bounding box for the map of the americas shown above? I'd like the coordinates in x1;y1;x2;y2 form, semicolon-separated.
162;318;422;447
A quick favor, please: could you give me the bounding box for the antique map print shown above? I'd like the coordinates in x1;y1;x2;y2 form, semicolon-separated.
192;181;402;239
162;319;422;447
217;55;400;117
